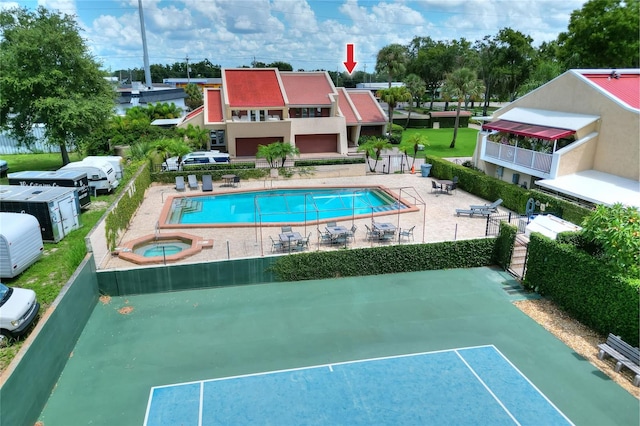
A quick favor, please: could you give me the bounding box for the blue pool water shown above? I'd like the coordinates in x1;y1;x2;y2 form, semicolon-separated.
167;188;406;225
134;241;190;257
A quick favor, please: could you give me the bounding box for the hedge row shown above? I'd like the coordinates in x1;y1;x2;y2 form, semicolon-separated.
426;156;592;225
493;222;517;269
105;162;152;251
295;157;365;166
523;233;640;345
270;238;496;281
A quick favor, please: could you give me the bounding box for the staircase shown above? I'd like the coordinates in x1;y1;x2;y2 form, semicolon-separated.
508;234;529;281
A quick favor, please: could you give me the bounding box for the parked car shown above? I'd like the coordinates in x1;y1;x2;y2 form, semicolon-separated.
0;282;39;346
162;151;230;171
0;159;8;177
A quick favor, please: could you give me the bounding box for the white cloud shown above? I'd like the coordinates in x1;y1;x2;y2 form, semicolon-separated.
38;0;76;15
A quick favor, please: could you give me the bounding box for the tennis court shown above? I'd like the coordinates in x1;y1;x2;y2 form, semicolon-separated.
38;267;639;425
144;345;571;425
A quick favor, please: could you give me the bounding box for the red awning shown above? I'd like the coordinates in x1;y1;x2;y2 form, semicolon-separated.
482;119;575;140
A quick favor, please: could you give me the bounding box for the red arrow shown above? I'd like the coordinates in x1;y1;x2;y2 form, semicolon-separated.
343;43;357;74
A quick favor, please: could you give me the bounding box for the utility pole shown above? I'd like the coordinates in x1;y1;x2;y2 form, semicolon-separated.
186;55;190;83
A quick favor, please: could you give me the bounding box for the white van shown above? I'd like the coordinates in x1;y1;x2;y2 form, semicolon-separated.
162;151;230;171
60;159;120;193
0;282;39;346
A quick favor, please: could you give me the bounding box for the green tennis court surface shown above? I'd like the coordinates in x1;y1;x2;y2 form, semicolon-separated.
145;345;571;425
39;267;639;425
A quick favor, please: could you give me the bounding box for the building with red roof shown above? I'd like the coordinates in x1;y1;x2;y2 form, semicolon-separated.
179;68;387;156
475;69;639;208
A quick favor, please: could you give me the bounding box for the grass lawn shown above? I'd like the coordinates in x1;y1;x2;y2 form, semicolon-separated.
401;127;478;158
0;152;83;185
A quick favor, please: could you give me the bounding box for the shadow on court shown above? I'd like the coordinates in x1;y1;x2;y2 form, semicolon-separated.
39;267;639;425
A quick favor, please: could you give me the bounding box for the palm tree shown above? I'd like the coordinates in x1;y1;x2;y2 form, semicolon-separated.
398;134;428;172
375;44;408;88
357;137;392;173
377;86;412;128
256;142;300;168
403;74;426;128
441;68;485;148
178;124;210;150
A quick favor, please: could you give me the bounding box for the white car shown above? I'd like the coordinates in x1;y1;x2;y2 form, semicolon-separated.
162;151;230;171
0;282;39;346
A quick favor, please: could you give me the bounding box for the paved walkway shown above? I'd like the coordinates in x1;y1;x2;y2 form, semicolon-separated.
101;170;508;270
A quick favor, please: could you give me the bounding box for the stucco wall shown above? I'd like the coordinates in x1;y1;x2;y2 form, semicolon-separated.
499;73;639;180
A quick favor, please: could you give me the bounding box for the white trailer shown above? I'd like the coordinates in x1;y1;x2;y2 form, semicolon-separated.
83;156;124;179
0;213;44;278
60;159;119;194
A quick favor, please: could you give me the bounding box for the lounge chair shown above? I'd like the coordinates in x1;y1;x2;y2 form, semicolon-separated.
469;198;503;212
202;175;213;192
175;176;185;191
187;174;198;190
455;199;501;217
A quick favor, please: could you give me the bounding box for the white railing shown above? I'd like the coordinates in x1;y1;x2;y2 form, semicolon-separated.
484;141;552;173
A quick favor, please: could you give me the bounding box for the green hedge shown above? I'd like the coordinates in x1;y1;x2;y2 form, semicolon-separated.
523;233;640;345
295;157;366;166
425;156;592;225
270;238;496;281
493;222;517;269
105;162;152;251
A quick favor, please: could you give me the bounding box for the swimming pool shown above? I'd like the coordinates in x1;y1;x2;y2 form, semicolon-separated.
161;187;414;227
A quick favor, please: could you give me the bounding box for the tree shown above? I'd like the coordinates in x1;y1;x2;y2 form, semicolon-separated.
557;0;640;68
0;7;115;165
375;44;408;88
398;134;428;171
184;83;204;111
377;86;411;128
494;28;535;101
178;124;210;150
516;59;563;97
256;142;299;168
581;203;640;278
403;74;426;128
267;61;293;71
441;68;485;148
357;137;392;173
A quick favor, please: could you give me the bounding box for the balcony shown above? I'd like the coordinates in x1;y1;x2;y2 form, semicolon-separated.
483;140;553;174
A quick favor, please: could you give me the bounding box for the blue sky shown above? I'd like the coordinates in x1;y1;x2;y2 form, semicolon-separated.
2;0;587;74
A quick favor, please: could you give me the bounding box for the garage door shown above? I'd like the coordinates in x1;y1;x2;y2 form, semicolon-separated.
236;137;283;156
295;134;338;153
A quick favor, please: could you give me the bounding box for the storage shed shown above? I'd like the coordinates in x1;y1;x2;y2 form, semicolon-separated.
0;185;81;242
0;212;44;278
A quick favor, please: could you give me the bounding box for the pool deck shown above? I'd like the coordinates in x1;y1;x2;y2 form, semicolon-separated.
101;170;508;270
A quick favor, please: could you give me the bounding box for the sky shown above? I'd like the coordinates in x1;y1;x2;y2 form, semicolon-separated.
2;0;587;74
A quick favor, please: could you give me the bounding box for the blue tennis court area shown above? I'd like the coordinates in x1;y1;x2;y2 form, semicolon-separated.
144;345;573;425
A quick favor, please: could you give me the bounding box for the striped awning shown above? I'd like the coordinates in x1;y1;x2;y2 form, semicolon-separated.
482;119;575;140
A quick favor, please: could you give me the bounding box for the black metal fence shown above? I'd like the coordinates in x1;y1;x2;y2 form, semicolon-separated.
485;212;530;236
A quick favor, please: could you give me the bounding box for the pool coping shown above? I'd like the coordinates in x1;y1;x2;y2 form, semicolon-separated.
158;185;420;229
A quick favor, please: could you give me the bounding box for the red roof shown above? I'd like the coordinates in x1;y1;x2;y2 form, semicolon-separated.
583;73;640;109
224;69;285;108
183;105;203;122
205;90;223;123
337;89;358;124
483;119;575;140
348;91;387;123
281;73;333;105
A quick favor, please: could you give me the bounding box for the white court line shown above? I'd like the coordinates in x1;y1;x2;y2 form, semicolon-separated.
148;344;494;391
454;349;521;426
142;387;155;426
198;381;204;426
490;346;575;426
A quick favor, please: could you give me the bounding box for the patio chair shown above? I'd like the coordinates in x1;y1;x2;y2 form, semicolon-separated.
400;225;415;241
327;221;337;227
270;236;283;252
281;225;292;233
346;224;358;241
232;176;241;187
187;174;198;190
364;224;380;241
175;176;185;191
295;232;312;250
445;182;458;195
201;174;213;192
317;228;332;244
431;180;443;194
452;176;459;184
